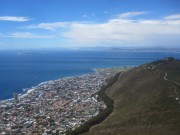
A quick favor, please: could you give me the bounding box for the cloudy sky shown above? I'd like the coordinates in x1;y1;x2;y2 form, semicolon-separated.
0;0;180;49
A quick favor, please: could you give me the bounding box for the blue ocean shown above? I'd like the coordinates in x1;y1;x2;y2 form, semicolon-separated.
0;49;180;100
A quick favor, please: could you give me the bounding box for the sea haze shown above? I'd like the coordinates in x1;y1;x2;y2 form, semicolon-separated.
0;49;180;100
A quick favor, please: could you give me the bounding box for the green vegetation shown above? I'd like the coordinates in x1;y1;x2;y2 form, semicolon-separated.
157;59;180;83
95;67;133;73
81;58;180;135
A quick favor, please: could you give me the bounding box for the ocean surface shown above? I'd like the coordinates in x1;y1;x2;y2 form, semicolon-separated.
0;49;180;100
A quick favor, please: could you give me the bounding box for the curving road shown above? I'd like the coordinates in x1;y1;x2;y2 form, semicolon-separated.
163;72;180;86
153;63;180;104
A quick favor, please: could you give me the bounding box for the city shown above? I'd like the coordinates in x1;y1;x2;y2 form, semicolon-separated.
0;69;118;135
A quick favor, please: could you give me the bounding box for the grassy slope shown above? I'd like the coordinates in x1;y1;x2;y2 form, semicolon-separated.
82;59;180;135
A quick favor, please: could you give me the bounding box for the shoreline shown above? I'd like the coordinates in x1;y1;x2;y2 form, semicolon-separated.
0;66;133;102
0;72;94;102
0;66;132;135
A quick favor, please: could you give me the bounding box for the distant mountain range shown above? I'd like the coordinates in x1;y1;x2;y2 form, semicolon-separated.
76;47;180;52
2;46;180;53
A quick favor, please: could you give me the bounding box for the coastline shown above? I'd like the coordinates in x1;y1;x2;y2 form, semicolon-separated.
0;66;131;135
0;66;133;103
0;72;93;102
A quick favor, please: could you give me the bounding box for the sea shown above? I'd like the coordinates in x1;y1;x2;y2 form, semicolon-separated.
0;49;180;100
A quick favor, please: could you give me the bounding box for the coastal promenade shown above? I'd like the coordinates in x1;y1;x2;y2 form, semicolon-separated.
0;68;126;135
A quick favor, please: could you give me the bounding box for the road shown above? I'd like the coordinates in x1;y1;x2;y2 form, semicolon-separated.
153;63;180;104
163;72;180;86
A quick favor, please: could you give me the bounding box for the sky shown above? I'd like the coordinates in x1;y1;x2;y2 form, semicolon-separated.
0;0;180;50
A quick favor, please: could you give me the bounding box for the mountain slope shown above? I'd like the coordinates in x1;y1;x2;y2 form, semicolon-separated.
82;58;180;135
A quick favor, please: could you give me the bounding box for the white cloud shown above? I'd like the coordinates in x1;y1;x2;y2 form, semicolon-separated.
62;13;180;47
116;11;147;19
1;32;56;38
24;12;180;47
27;22;69;30
0;16;32;22
164;14;180;20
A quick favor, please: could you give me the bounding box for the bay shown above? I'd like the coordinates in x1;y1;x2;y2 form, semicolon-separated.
0;49;180;100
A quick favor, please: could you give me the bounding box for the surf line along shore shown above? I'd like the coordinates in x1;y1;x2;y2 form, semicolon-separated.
0;67;131;134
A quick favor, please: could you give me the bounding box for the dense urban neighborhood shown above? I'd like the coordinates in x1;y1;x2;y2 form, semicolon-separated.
0;69;118;135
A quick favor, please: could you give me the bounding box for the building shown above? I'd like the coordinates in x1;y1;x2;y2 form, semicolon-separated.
13;93;18;103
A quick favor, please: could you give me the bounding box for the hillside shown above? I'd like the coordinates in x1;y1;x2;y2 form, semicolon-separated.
82;58;180;135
